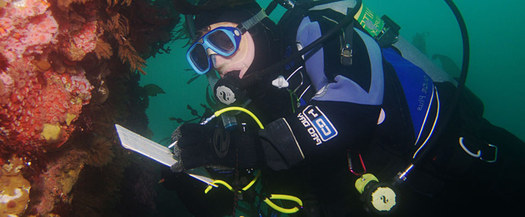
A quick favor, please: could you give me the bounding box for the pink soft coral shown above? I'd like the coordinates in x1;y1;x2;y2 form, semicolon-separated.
0;0;96;157
0;57;93;155
0;0;57;63
61;20;98;61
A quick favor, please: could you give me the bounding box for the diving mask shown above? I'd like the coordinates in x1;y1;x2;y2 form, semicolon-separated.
186;9;268;75
186;26;243;75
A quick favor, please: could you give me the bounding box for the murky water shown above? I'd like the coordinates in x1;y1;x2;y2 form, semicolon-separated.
142;0;524;144
141;1;524;215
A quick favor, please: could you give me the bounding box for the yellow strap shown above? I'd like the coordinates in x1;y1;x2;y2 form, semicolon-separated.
353;2;365;20
263;194;303;214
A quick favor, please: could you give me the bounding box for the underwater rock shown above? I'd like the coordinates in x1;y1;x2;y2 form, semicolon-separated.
28;150;86;215
0;156;31;216
0;0;182;215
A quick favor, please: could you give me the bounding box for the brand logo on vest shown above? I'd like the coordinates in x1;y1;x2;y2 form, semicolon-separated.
297;105;338;145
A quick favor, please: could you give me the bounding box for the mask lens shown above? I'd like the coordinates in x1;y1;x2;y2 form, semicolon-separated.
208;30;236;54
189;43;209;71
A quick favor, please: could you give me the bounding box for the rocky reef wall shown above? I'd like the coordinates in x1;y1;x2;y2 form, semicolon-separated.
0;0;182;216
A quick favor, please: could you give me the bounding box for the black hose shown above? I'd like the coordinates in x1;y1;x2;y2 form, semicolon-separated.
445;0;470;89
395;0;470;185
242;0;363;88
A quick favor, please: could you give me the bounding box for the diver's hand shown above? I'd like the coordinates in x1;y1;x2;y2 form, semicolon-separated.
170;122;262;172
170;123;216;172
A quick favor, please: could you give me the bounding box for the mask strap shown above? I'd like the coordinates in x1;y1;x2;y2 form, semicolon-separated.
237;9;268;34
185;14;197;41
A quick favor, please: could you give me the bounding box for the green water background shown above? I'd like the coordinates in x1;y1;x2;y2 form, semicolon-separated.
140;0;525;145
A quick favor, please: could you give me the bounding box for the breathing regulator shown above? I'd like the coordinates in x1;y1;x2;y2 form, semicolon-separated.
355;174;398;214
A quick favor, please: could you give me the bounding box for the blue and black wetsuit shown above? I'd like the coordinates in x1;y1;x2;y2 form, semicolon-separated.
253;3;525;216
161;2;525;216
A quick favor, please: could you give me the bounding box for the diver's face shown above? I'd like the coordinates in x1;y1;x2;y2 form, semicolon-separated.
207;22;255;79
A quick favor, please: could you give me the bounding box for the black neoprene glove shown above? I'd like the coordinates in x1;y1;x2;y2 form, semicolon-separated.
170;123;217;172
170;123;262;172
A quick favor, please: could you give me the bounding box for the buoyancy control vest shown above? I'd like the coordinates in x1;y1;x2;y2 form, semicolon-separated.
277;0;441;157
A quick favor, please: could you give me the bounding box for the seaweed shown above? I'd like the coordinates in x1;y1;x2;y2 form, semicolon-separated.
56;0;92;11
99;13;148;74
117;40;147;75
186;74;200;84
84;136;115;167
94;39;114;60
187;104;198;117
168;117;184;123
107;0;132;7
168;104;212;124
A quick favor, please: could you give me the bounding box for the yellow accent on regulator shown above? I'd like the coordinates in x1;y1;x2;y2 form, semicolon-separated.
355;173;379;194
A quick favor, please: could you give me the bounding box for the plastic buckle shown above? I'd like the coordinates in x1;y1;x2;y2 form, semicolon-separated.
375;15;400;48
277;0;295;9
340;44;353;66
237;24;248;34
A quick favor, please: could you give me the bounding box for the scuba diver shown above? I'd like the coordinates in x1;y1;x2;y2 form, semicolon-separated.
154;0;525;216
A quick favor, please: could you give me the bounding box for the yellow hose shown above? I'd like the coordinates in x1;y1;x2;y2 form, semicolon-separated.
263;194;303;214
204;180;233;194
203;171;303;214
214;106;264;129
242;170;260;191
204;108;303;214
204;171;260;194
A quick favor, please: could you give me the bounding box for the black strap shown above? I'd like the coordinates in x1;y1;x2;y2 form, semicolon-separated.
241;0;363;89
340;16;354;66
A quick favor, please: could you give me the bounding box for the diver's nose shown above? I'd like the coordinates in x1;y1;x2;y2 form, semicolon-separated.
206;48;217;56
211;53;229;69
206;48;222;68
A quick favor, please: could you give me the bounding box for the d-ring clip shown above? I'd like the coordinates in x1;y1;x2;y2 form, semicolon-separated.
459;137;481;158
480;144;498;163
459;137;498;163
